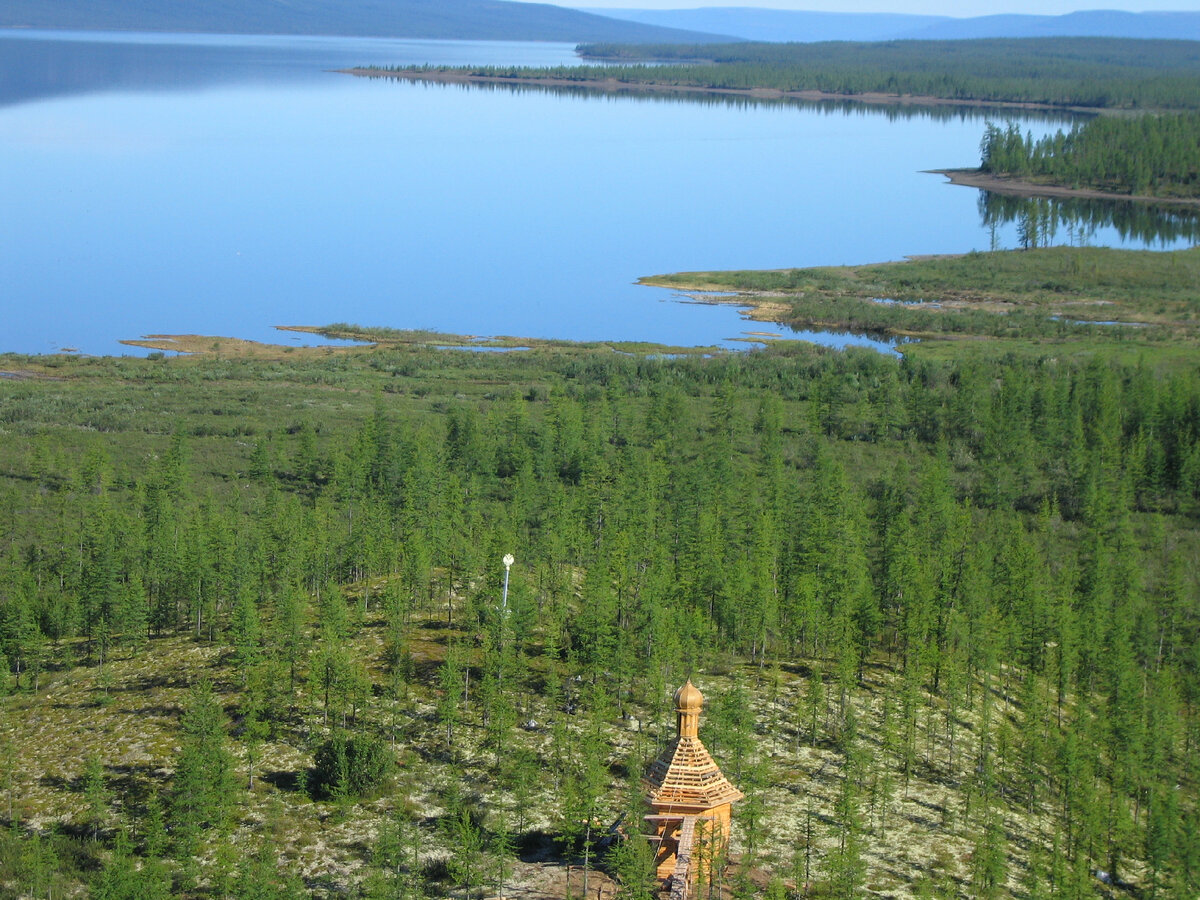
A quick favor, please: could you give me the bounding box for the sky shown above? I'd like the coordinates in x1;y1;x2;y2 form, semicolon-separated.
558;1;1198;14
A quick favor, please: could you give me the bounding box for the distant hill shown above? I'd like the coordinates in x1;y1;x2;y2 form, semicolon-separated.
0;0;733;43
903;10;1200;41
582;7;1200;43
579;8;948;43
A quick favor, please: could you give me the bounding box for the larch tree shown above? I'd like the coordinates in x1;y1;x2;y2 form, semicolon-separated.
169;679;236;858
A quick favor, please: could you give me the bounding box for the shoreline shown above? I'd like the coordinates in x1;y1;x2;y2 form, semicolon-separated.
933;168;1200;208
636;244;1200;345
342;68;1109;115
348;70;1199;207
112;329;725;359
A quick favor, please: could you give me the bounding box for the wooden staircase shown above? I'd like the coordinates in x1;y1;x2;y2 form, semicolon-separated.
668;816;698;900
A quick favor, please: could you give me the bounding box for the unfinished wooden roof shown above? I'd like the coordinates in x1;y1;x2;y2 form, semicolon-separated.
644;680;744;810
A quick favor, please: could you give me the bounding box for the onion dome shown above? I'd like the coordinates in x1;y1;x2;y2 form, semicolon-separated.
674;679;704;712
645;680;743;810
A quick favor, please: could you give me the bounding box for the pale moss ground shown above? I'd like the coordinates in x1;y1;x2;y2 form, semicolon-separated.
1;579;1129;899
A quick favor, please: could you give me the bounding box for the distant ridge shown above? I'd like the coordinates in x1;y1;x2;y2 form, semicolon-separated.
581;7;1200;43
0;0;733;43
579;8;948;43
902;10;1200;41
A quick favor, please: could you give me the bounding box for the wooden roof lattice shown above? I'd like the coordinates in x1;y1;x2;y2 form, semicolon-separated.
643;680;744;811
644;735;744;809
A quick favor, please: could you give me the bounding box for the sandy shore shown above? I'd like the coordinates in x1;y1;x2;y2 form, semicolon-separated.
342;68;1107;114
933;168;1200;208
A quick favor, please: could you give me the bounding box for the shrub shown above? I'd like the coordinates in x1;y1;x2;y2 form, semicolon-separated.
310;731;394;800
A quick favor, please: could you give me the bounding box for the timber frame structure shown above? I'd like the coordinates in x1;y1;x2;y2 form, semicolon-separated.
643;681;743;900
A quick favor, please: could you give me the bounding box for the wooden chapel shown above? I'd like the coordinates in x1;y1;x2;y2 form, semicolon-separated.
643;680;743;900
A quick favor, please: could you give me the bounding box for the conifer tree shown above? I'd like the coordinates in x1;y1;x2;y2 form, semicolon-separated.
83;755;109;842
92;827;171;900
609;832;657;900
826;703;866;899
438;641;467;752
169;679;236;857
800;666;826;749
229;584;262;686
444;803;486;900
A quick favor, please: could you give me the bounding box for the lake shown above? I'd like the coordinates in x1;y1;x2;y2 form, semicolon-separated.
2;30;1196;356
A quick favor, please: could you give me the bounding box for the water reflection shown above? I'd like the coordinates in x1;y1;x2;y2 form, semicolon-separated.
0;30;588;108
0;32;263;107
774;324;905;355
384;73;1078;125
2;31;1191;356
979;190;1200;248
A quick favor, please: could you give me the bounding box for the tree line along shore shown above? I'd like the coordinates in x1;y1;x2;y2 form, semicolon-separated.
365;38;1200;111
354;36;1200;205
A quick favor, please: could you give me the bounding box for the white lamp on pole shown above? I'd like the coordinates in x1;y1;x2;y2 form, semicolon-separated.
502;553;514;614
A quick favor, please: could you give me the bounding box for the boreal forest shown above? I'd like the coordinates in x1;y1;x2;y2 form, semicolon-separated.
979;116;1200;200
1;258;1199;900
387;38;1200;110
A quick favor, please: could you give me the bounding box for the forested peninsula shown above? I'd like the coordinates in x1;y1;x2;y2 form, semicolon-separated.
356;38;1200;112
1;246;1200;898
353;38;1200;207
975;115;1200;201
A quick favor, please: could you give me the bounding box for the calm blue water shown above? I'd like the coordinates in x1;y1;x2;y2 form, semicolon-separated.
1;30;1193;356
